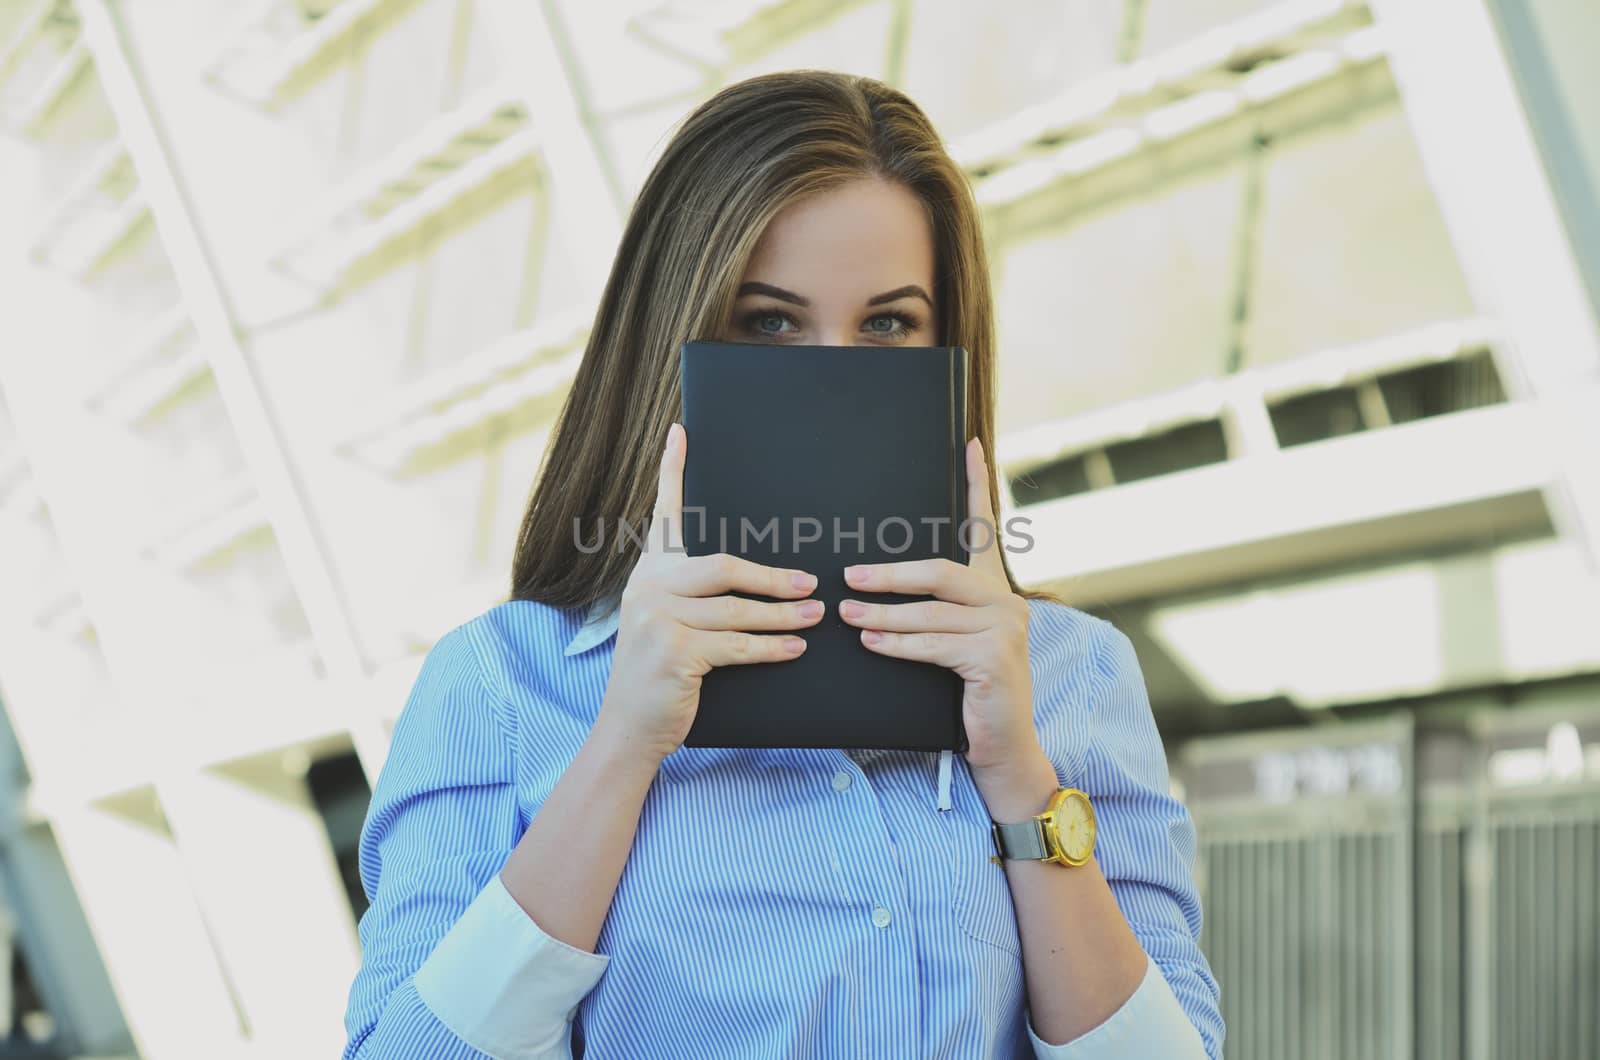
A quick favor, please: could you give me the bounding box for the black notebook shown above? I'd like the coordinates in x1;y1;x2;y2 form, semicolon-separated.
678;340;969;752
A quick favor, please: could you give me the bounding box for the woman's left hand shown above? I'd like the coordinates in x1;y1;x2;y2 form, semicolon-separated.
837;438;1057;817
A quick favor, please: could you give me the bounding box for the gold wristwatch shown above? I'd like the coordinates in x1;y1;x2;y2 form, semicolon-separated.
990;787;1096;867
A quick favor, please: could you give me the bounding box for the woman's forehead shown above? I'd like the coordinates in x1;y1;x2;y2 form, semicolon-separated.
738;178;935;299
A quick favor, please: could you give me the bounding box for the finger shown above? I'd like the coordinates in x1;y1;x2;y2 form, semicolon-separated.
695;628;809;667
857;628;973;668
965;436;1005;576
836;597;986;633
669;551;818;598
675;594;825;631
650;423;686;555
842;557;999;606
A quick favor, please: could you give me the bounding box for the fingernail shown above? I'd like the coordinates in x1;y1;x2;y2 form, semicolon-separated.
799;600;824;619
792;572;816;591
839;600;864;619
783;637;807;653
861;630;882;646
845;565;872;583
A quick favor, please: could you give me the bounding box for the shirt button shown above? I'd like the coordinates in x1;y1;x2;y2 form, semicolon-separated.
871;905;892;928
831;770;852;792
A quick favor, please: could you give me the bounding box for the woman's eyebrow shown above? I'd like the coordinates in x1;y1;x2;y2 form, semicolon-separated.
734;282;934;307
736;282;809;306
866;284;933;308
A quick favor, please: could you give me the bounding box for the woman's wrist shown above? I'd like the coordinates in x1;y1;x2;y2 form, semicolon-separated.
586;711;673;781
969;747;1060;821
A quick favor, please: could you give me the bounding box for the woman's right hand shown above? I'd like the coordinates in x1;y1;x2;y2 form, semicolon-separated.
596;422;824;763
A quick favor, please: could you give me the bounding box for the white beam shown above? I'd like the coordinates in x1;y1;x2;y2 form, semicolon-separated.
1370;0;1600;586
48;799;252;1060
1012;399;1559;601
74;0;389;779
479;0;623;296
157;765;360;1057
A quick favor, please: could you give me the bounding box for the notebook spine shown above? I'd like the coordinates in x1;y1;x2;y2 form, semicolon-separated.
951;346;969;566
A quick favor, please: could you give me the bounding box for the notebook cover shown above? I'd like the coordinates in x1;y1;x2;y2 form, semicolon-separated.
678;340;969;752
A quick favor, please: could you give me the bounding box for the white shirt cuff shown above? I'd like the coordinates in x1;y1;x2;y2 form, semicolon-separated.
1027;954;1206;1059
414;872;610;1059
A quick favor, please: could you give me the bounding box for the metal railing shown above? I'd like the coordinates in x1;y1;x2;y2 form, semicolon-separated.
1175;703;1600;1059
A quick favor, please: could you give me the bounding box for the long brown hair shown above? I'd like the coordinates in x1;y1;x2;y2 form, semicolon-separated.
510;69;1057;610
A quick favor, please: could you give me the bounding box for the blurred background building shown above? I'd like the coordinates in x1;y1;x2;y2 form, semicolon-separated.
0;0;1595;1057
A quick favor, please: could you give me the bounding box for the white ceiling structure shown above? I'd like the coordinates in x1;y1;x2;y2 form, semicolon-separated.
0;0;1595;1055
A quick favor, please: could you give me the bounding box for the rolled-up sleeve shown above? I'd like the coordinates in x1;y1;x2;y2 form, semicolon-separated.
341;628;607;1060
1031;607;1225;1060
1026;954;1206;1058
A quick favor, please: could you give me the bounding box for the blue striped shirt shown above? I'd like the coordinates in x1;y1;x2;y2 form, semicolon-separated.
342;595;1223;1058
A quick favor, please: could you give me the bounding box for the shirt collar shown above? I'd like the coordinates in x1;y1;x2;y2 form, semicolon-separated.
564;592;622;656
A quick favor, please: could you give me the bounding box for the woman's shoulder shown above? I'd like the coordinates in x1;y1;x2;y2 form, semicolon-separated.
1024;597;1148;707
380;600;603;792
445;597;588;693
1024;596;1116;666
1024;597;1164;789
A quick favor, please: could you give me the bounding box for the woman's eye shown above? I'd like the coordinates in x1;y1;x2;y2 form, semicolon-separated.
864;312;918;338
744;311;793;336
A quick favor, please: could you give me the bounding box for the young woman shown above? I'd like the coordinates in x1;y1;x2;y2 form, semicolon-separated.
342;70;1223;1059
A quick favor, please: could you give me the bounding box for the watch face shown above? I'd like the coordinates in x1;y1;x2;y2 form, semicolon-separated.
1055;790;1096;865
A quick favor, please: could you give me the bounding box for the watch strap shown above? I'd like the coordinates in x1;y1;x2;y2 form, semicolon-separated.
991;818;1051;861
